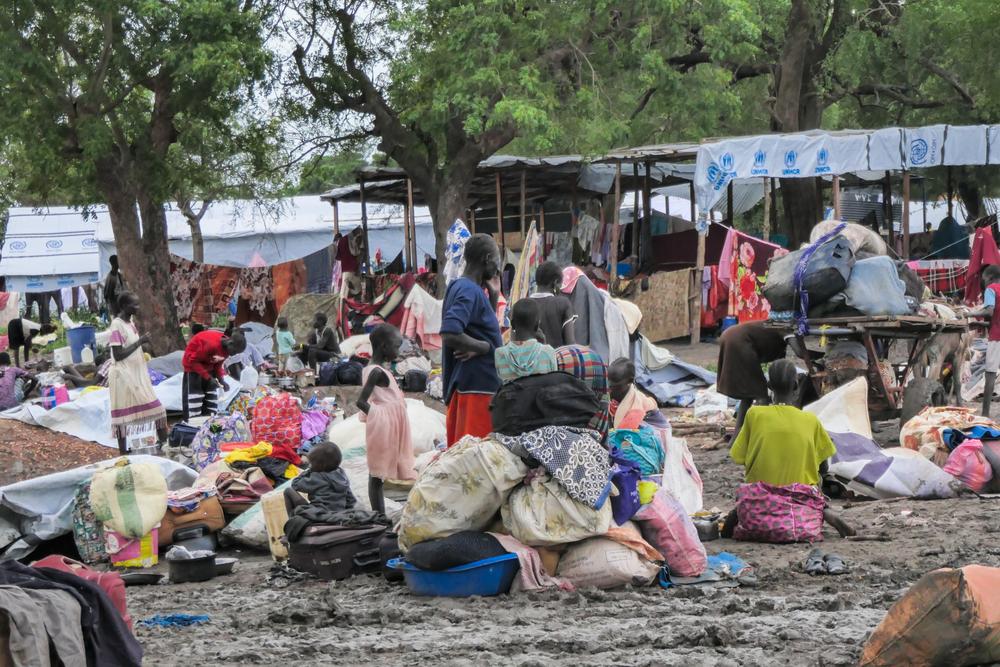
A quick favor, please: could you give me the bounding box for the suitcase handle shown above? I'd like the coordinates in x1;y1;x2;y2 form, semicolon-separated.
353;548;381;568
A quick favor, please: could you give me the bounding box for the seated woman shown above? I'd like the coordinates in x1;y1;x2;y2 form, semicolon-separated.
0;353;37;410
723;360;854;542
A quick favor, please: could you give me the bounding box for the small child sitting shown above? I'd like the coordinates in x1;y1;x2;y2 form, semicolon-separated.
357;324;416;514
291;441;356;512
494;299;558;384
274;317;296;373
607;358;659;429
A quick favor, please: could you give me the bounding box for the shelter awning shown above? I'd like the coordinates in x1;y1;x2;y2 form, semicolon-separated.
0;207;102;293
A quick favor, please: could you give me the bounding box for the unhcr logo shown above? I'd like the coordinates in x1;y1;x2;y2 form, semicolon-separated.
750;149;768;176
7;241;26;251
782;150;800;176
81;238;97;248
709;152;737;191
45;240;63;250
815;147;831;174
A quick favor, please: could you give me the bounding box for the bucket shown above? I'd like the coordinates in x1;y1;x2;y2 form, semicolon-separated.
66;325;97;364
720;316;739;333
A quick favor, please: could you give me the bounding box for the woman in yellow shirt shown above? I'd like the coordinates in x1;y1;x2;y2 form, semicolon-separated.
722;360;854;542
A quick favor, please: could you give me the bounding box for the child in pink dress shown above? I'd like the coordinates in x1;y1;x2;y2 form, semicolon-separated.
357;324;417;513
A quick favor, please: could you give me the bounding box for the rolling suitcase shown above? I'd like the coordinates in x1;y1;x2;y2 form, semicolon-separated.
287;524;386;580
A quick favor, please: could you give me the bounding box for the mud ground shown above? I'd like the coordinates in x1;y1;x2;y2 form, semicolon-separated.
128;409;1000;667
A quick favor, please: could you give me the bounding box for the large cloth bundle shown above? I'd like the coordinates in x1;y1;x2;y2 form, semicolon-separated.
633;489;706;577
860;565;1000;667
812;256;910;317
192;413;252;471
810;220;887;256
251;393;302;454
398;437;528;552
501;473;612;547
490;372;601;437
899;406;997;466
763;234;855;312
89;460;167;539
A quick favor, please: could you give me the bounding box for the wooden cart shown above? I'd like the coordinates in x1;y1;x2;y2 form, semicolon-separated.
765;315;971;422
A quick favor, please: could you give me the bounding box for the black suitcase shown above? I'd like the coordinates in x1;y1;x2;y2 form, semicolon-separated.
379;531;403;582
169;422;199;448
287;525;386;580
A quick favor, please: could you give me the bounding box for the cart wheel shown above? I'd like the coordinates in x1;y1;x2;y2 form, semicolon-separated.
900;378;947;427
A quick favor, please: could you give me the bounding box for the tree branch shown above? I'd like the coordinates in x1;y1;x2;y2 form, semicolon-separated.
918;57;976;107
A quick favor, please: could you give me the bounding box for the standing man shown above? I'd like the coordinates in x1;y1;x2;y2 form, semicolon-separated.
103;255;126;318
440;234;503;446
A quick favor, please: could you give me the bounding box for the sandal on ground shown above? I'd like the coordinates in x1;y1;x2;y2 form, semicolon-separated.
804;548;827;576
824;553;848;575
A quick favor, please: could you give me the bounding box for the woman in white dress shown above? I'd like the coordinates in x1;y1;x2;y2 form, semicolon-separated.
108;292;167;455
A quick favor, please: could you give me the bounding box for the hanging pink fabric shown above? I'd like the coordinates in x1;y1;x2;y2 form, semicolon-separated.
720;229;785;323
964;227;1000;304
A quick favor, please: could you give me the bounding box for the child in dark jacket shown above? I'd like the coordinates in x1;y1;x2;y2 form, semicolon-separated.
291;441;356;512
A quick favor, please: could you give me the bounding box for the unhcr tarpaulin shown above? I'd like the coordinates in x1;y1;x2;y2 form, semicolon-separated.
0;207;102;293
694;124;1000;213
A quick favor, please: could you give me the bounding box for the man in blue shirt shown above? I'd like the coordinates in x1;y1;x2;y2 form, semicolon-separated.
440;234;503;445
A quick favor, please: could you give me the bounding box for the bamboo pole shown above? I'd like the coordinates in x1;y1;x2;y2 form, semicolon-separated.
726;180;734;225
902;171;911;259
883;172;894;251
690;180;703;345
832;175;841;220
642;159;652;267
632;163;640;258
762;177;771;241
611;164;622;292
404;178;415;270
495;172;505;258
359;179;369;273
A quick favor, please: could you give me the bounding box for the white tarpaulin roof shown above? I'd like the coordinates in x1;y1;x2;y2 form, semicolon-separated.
0;207;102;293
694;124;1000;212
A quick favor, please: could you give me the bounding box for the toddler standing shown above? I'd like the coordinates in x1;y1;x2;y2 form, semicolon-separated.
274;317;296;373
356;324;417;513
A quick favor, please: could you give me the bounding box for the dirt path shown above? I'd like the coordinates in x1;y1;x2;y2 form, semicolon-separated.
128;418;1000;667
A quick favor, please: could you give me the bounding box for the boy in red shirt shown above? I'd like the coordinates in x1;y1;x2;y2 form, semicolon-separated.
182;329;246;420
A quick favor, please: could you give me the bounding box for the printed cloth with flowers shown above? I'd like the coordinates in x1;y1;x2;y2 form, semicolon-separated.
493;426;612;509
719;228;787;323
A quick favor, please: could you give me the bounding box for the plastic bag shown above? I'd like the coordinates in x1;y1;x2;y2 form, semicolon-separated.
943;440;993;492
502;473;612;547
556;537;659;590
659;434;704;514
608;427;664;477
692;385;732;423
633;489;706;577
763;233;854;311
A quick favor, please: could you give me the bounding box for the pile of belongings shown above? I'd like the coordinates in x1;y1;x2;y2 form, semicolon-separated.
899;405;1000;493
396;377;710;593
0;556;143;666
764;220;920;321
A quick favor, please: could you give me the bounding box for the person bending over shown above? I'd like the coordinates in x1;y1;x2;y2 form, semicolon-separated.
181;328;245;420
723;359;854;541
494;299;558;384
530;261;576;347
357;324;416;514
6;317;56;368
716;321;789;441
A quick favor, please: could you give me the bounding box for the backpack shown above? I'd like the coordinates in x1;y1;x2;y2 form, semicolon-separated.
489;372;600;437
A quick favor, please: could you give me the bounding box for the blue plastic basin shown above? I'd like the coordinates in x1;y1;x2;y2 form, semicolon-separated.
388;553;520;597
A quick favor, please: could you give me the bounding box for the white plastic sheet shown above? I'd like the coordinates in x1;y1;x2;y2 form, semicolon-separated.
804;377;873;439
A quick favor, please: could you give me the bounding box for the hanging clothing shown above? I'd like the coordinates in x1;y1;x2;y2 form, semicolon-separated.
494;339;559;384
108;318;167;439
509;222;541;307
360;365;417;481
401;284;443;351
966;227;1000;304
563;271;628;365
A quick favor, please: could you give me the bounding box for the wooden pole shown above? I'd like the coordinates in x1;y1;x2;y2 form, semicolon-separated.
726;180;734;226
359;179;369;273
495;172;505;258
470;207;476;234
332;201;340;236
405;178;415;271
632;163;640;259
832;175;841;220
770;178;778;238
947;166;954;218
539;204;546;259
519;170;527;236
883;172;894;251
902;171;911;259
611;163;622;292
690;180;703;345
642;160;653;267
762;177;771;241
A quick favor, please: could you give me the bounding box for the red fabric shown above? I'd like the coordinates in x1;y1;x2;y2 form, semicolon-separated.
183;330;227;379
272;260;307;314
446;392;494;446
336;235;359;273
700;266;729;328
909;260;968;297
965;228;1000;305
220;440;302;466
251;393;303;454
31;555;132;630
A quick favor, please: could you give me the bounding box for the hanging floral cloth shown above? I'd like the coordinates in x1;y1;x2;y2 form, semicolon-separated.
718;228;787;323
240;266;274;316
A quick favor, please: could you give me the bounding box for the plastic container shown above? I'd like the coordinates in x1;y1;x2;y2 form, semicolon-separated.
388;554;520;597
53;346;73;367
215;557;238;576
168;554;217;583
66;325;97;364
720;316;739;333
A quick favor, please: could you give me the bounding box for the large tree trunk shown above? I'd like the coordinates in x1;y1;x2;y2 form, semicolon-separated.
136;192;184;354
426;180;471;294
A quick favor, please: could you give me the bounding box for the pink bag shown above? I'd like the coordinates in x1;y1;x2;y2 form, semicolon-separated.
32;555;133;630
944;440;993;492
252;393;302;452
633;489;707;577
734;482;825;544
41;384;69;409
